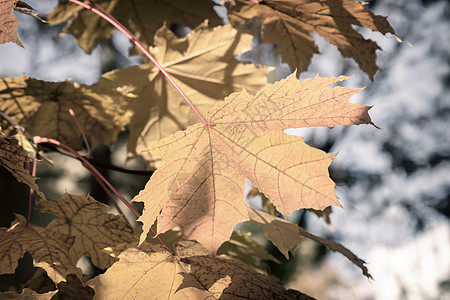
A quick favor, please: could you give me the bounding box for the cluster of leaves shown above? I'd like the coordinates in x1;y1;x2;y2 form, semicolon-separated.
0;0;395;298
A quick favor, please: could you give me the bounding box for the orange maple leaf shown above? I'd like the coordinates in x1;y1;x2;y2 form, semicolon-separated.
133;74;372;253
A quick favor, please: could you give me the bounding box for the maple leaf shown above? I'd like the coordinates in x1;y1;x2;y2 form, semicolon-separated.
0;214;81;284
88;240;314;299
47;0;222;54
0;0;22;46
249;207;372;278
226;0;395;79
247;206;303;259
133;74;372;254
0;130;45;198
40;193;139;270
101;22;268;167
0;76;131;150
87;243;184;299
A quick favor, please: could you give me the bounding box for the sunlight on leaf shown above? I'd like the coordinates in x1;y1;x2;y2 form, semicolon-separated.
102;22;268;167
41;193;139;270
133;74;372;254
88;240;314;299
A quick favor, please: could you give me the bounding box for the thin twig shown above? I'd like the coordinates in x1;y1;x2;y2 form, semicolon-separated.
34;136;169;249
90;171;132;227
68;0;207;124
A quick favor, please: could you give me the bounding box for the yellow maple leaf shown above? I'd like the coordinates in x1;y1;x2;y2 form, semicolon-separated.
41;193;139;270
102;22;268;167
0;214;81;284
227;0;396;79
88;240;314;299
132;74;372;254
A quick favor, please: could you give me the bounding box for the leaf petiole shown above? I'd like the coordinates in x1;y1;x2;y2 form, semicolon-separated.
33;136;169;249
68;0;207;124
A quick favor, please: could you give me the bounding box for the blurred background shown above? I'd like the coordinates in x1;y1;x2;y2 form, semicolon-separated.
0;0;449;299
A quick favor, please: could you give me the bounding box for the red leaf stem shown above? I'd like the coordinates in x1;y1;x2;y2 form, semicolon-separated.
33;136;169;249
60;98;92;158
68;0;207;124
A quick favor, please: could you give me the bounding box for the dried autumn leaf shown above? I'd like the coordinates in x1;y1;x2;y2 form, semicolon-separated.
133;74;372;253
0;214;81;284
0;0;22;46
227;0;396;79
0;130;44;198
248;206;303;259
47;0;222;54
40;193;139;269
88;240;314;299
0;76;131;150
102;22;268;167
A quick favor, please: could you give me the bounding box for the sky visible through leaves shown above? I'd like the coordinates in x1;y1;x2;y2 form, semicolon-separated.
0;0;401;298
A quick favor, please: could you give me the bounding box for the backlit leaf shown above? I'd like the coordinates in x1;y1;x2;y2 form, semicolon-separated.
227;0;396;79
133;74;372;253
88;240;314;299
41;193;139;269
0;76;131;150
47;0;222;54
0;130;44;198
87;243;183;299
102;22;268;167
0;214;81;284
